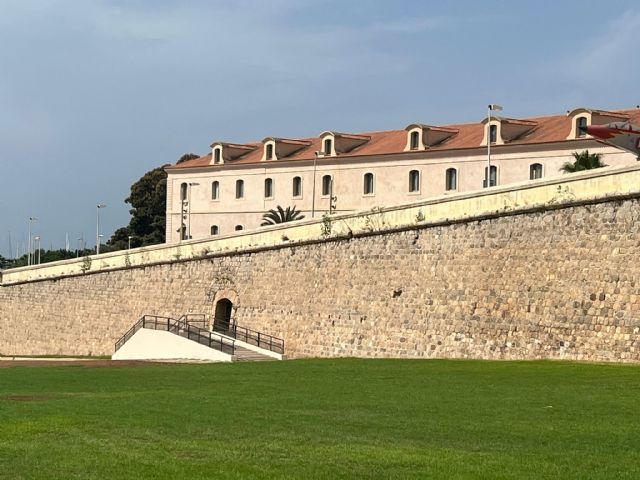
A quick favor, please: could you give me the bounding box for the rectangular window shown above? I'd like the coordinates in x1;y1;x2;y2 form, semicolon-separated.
483;166;497;188
324;138;332;155
293;177;302;197
489;125;497;144
236;179;244;199
363;173;374;195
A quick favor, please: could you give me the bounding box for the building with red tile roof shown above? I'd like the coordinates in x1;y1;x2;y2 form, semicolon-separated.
165;106;640;242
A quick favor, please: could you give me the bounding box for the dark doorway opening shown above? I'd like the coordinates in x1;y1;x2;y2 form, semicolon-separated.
213;298;233;333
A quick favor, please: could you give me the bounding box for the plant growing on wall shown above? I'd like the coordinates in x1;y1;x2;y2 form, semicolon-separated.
560;150;607;173
320;213;333;237
261;206;305;226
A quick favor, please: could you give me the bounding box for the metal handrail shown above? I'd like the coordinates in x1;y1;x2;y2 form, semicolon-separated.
114;315;235;355
212;319;284;354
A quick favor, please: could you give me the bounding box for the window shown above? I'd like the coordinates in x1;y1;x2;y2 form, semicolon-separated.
576;117;587;138
322;175;332;196
235;225;244;231
445;168;457;191
489;124;498;144
214;148;221;164
211;181;219;200
409;170;420;193
180;182;187;201
530;163;543;180
264;178;273;198
483;165;497;188
210;225;219;235
323;138;332;155
292;176;302;197
266;144;274;160
410;131;420;150
236;179;244;199
180;225;187;240
363;173;374;195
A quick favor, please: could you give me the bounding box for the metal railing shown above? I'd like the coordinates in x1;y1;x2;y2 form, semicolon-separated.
212;319;284;355
114;315;235;355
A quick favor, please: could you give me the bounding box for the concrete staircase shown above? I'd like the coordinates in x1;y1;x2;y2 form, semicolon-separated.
232;345;277;362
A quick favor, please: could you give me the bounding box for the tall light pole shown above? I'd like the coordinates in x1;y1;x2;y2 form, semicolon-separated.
27;216;37;266
187;182;199;240
96;204;106;254
487;104;503;187
311;152;319;218
34;236;41;264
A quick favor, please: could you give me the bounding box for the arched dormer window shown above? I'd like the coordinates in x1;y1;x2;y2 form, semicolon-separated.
235;179;244;199
292;176;302;197
576;117;588;138
489;124;498;144
211;225;219;235
264;178;273;198
214;148;222;164
323;138;333;156
266;143;274;160
180;182;187;201
211;181;219;200
410;131;420;150
363;173;374;195
409;170;420;193
445;168;457;191
530;163;543;180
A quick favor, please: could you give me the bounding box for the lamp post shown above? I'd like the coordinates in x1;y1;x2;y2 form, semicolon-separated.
27;216;37;266
311;152;319;218
187;182;199;240
33;236;41;264
487;104;503;187
96;204;106;254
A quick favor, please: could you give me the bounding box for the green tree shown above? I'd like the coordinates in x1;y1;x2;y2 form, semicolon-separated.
261;206;305;226
560;150;607;173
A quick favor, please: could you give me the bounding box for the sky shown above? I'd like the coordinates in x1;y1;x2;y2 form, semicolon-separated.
1;0;640;256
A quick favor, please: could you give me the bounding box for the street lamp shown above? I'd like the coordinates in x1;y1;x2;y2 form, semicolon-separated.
311;152;319;218
33;236;41;264
486;104;503;188
96;204;106;254
187;182;199;240
27;216;37;266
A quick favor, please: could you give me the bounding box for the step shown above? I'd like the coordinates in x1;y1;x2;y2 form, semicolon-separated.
232;346;276;362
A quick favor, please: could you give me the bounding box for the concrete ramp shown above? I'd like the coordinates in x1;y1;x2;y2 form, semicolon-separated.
112;328;233;362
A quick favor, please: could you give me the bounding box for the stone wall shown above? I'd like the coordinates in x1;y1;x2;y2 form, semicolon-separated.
1;195;639;362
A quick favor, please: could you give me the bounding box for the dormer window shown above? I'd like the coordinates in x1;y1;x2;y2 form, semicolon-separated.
323;138;333;155
576;117;587;138
266;143;274;160
489;125;498;144
410;131;420;150
214;148;221;164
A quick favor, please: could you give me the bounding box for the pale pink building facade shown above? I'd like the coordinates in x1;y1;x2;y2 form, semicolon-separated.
165;107;640;243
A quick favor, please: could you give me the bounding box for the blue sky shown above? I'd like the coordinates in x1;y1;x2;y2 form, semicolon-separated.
1;0;640;256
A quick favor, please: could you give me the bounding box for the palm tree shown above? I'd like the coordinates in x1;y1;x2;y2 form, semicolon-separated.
261;206;305;226
560;150;607;173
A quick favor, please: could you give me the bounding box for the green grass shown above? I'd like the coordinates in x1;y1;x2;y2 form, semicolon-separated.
0;359;638;479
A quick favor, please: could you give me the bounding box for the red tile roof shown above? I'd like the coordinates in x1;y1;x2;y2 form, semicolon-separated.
167;107;640;170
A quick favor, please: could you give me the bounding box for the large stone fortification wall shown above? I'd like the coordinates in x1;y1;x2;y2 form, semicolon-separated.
1;166;639;362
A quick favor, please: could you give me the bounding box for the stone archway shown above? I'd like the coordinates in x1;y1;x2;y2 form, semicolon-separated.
213;298;233;333
211;289;239;333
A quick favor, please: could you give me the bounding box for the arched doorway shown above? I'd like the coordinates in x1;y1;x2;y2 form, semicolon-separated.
213;298;233;333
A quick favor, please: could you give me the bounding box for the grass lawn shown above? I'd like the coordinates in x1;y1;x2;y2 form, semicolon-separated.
0;358;638;479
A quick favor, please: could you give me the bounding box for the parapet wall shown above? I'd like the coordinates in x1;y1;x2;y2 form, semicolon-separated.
1;165;639;361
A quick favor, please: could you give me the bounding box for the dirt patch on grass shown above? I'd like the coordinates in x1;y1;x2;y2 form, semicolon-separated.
0;360;162;369
1;394;59;402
